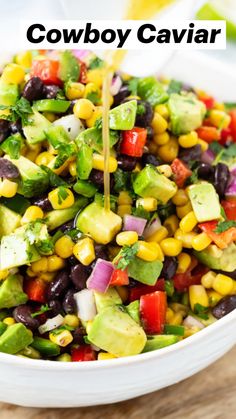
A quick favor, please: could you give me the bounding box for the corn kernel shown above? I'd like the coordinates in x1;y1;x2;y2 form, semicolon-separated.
66;82;85;100
39;272;56;282
73;98;95;119
164;215;179;236
177;252;191;273
151;112;168;134
57;353;72;362
166;307;175;324
157;164;172;178
209;110;231;129
35;151;54;166
47;255;66;272
117;204;132;217
197;138;208;152
55;236;74;259
15;51;32;69
172;189;189;206
207;290;223;307
1;63;25;84
175;229;197;248
176;202;193;219
49;330;73;347
92;153;118;173
179;211;197;233
86;68;104;88
148;141;158;154
73;237;95;266
201;271;217;289
137;241;162;261
153;132;170;145
178;131;198;148
116;286;129;303
43;112;57;122
169;312;183;326
184;327;200;338
230;281;236;295
146;226;168;243
192;232;212;251
48;187;75;210
214;102;225;111
26;268;36;278
133;163;142;172
3;317;16;326
189;285;209;311
116;231;138;246
84;82;101;101
64;314;79;328
31;257;48;274
160;238;182;257
170;302;189;316
136;197;157;212
158;137;179;163
0;269;9;280
98;352;117;360
69;161;77;177
155;104;169;120
117;191;132;205
21;205;44;224
0;179;18;198
212;274;234;296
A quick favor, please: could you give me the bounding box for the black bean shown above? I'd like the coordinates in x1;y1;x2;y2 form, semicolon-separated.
60;221;74;233
43;84;60;99
0;158;20;179
213;163;230;197
197;162;214;180
118;154;137;171
89;169;104;186
68;255;79;266
113;85;130;107
67;100;77;114
48;300;63;317
63;289;77;314
70;264;89;291
212;295;236;319
142;153;160;166
161;257;178;280
72;326;87;345
146;126;154;142
179;144;202;164
128;278;140;288
32;195;53;211
13;305;39;330
94;244;109;260
22;77;44;102
135;100;153;127
0;119;10;143
10;120;23;136
47;270;70;300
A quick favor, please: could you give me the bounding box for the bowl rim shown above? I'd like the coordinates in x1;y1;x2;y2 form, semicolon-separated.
0;308;235;370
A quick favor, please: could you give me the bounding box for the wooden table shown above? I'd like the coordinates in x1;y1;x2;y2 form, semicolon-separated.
1;346;235;419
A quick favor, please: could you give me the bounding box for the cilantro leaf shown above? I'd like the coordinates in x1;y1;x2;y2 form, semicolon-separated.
41;165;68;187
51;325;75;335
53;143;77;169
132;205;151;221
128;78;139;96
31;304;51;318
0;98;32;124
57;186;69;205
114;243;139;271
194;303;209;320
0;133;23;159
220;206;227;220
86;91;101;105
136;103;146;115
89;57;104;70
113;169;130;192
214;220;236;233
187;168;199;185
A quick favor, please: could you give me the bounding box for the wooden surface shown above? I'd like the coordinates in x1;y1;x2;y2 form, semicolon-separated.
1;346;236;419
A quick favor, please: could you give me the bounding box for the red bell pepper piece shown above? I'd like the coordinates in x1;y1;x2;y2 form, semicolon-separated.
220;128;232;145
71;345;96;362
129;279;165;302
229;110;236;142
221;199;236;221
199;96;215;110
79;61;87;84
171;158;192;188
140;291;167;334
120;127;147;157
196;126;220;143
31;59;61;86
173;264;209;292
110;269;129;286
24;278;47;303
198;220;236;249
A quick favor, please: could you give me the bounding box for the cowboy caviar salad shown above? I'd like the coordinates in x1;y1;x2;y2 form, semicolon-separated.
0;50;235;361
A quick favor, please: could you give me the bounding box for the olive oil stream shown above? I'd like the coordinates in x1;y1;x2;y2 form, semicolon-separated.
102;0;174;212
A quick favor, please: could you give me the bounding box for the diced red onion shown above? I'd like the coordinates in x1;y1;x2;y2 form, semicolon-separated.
225;178;236;198
87;259;114;293
230;164;236;177
183;315;205;330
110;76;122;96
38;314;64;335
74;289;97;321
201;149;215;165
123;215;147;236
72;50;90;61
143;216;161;239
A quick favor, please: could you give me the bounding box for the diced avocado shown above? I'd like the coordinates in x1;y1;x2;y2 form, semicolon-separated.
126;300;140;324
128;257;163;285
59;50;80;83
0;321;7;336
23;110;51;145
0;81;18;106
88;305;147;357
142;335;179;353
0;204;21;237
0;228;40;270
188;182;221;222
76;202;122;244
4;155;49;198
194;243;236;272
45;197;88;231
94;288;122;312
45;125;70;148
138;76;169;106
0;275;28;309
76;143;93;180
0;194;30;215
0;323;33;354
168;93;206;135
33;99;70;113
133;165;177;204
109;100;137;130
75;127;119;153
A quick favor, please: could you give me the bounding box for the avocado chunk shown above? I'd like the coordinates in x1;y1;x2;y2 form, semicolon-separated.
0;194;30;215
76;202;122;244
168;93;206;135
126;300;141;324
128;257;163;285
0;204;21;237
194;243;236;272
109;100;137;130
188;182;221;222
133;165;177;204
0;275;28;309
45;197;88;231
142;335;179;353
94;288;122;312
0;81;18;106
33;99;70;113
4;155;49;198
138;76;169;106
0;323;33;354
0;228;40;270
23;110;51;145
0;322;7;336
59;50;80;83
75;127;119;153
88;306;147;357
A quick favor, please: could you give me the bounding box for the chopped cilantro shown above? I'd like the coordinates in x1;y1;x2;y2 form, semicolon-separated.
31;304;51;318
41;166;68;188
57;186;69;205
0;97;33;125
209;141;223;155
127;78;139;96
187;168;199;184
136;103;145;115
214;220;236;233
114;242;139;271
86;91;101;105
53;143;77;170
89;56;104;69
0;133;23;159
132;205;151;221
113;169;130;192
51;325;75;335
194;303;209;320
220;206;227;220
25;220;45;245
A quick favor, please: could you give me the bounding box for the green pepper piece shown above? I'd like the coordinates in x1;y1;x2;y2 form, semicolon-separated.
73;180;98;198
31;337;60;357
77;144;93;180
164;324;185;336
142;335;179;353
138;77;169;106
33;99;70;113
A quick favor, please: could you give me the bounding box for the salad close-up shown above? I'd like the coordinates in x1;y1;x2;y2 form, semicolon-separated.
0;49;235;362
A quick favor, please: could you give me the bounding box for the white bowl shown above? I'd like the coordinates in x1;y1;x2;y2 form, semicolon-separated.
0;309;235;407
